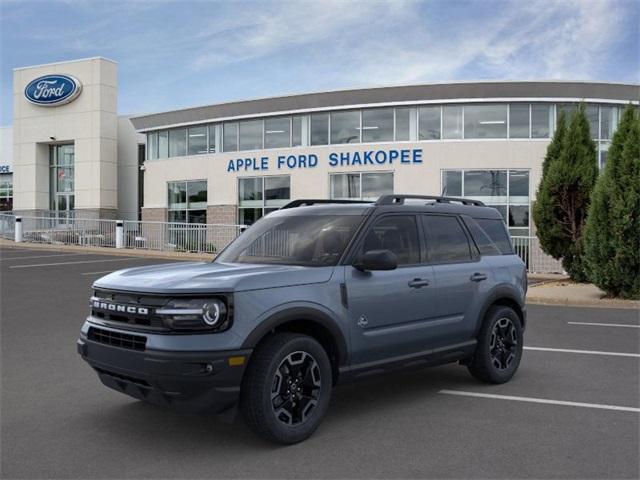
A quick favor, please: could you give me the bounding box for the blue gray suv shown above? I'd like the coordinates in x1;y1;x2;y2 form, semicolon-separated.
78;195;527;444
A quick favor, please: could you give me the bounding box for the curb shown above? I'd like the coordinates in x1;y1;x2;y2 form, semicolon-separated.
526;296;640;310
0;238;214;261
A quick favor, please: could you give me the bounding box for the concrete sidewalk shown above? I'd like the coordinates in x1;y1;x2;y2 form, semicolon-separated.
0;238;213;261
527;280;640;310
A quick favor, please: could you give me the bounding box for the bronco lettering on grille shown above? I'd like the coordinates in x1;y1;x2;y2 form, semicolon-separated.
92;300;149;316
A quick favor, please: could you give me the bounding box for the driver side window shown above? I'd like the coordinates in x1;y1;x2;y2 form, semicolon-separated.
360;215;420;265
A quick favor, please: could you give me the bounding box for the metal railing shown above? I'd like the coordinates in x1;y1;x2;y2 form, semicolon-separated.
122;220;245;254
0;213;15;240
20;216;118;247
512;236;564;274
1;213;565;272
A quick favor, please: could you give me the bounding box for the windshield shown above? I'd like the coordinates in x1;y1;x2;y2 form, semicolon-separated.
216;214;364;266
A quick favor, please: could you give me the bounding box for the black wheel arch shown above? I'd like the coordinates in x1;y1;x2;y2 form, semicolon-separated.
475;285;526;336
241;307;348;383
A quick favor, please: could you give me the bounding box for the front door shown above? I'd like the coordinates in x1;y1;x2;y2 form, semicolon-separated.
345;214;438;365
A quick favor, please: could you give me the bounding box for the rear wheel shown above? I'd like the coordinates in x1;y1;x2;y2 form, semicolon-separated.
467;306;523;384
241;333;332;444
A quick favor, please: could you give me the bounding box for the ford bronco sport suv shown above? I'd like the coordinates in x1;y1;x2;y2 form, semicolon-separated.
78;194;526;444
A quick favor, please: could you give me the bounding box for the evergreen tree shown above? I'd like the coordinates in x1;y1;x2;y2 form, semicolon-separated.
584;106;640;298
533;112;567;263
532;104;598;281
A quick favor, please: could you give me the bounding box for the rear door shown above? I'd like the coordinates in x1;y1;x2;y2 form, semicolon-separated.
421;214;492;345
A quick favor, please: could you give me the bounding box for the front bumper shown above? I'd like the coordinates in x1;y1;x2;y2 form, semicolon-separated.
77;329;252;414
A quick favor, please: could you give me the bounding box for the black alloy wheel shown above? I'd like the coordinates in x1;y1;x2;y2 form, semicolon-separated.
467;305;523;384
490;317;518;370
271;351;322;426
241;333;332;444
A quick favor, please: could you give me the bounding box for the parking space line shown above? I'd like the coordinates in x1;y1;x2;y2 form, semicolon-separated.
524;346;640;358
568;322;640;329
1;253;88;261
438;390;640;413
9;258;139;268
81;270;118;275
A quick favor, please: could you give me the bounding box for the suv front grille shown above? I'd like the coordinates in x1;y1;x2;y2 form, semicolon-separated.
88;327;146;351
90;289;168;331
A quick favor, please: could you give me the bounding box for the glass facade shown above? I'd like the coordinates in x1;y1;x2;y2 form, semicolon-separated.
187;126;208;155
419;106;440;140
264;117;291;149
168;128;187;157
0;173;12;211
330;172;393;201
223;122;239;152
362;108;394;143
310;113;329;146
464;104;507;139
167;180;207;223
442;169;530;236
144;102;624;161
330;110;360;144
49;144;75;218
442;105;463;139
238;176;291;225
509;104;530;138
239;120;263;150
395;107;411;141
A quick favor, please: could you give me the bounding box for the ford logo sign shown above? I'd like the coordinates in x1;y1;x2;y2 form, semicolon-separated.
24;74;82;106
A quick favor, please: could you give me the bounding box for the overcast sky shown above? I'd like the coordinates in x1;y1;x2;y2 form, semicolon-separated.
1;0;638;125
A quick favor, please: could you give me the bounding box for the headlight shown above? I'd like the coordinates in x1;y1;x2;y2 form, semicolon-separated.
156;298;230;331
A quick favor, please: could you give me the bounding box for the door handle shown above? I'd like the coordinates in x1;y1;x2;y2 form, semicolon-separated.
408;278;430;288
470;272;488;282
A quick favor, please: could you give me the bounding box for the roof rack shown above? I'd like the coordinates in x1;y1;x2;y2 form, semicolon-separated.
375;194;485;207
280;199;372;209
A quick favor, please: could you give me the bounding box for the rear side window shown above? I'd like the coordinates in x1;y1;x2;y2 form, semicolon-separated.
422;215;472;263
360;215;420;265
475;218;513;254
462;217;502;256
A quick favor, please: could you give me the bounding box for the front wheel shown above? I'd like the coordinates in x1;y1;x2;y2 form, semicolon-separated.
241;333;332;444
467;306;523;384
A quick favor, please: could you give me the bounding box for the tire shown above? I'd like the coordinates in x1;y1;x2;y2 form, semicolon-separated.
240;333;332;444
467;305;523;384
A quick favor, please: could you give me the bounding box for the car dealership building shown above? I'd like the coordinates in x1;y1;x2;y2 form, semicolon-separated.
6;57;639;236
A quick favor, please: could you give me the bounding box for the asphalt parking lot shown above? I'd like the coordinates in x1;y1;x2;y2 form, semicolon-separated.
1;245;638;479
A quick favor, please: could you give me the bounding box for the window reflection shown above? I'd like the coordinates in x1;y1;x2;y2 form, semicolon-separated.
509;104;529;138
442;106;463;139
464;104;507;139
239;120;263;150
169;128;187;157
330;111;360;144
265;117;291;149
310;113;329;145
238;176;291;225
419;106;440;140
362;108;394;142
395;108;411;141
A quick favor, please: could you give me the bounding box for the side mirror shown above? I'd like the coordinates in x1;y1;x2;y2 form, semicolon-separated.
353;249;398;271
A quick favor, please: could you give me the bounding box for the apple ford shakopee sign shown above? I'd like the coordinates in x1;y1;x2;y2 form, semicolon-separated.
24;74;82;106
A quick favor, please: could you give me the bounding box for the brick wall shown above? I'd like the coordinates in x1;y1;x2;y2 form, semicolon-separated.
207;205;237;225
141;208;167;223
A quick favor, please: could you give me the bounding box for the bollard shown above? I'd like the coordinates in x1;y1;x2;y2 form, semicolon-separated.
15;216;23;243
116;220;124;248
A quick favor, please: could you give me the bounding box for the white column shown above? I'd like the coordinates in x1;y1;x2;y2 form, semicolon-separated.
115;220;124;248
14;216;23;243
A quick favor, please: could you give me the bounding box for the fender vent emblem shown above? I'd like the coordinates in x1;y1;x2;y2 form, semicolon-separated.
357;315;368;328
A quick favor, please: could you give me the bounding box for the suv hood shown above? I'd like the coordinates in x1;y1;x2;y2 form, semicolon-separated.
92;261;335;294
